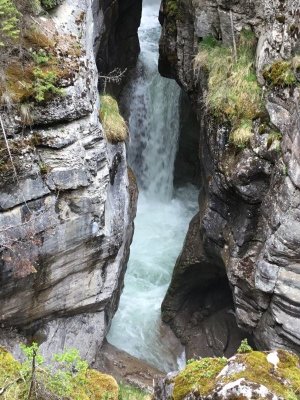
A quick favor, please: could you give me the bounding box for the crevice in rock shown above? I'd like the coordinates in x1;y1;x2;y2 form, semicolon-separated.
174;91;201;187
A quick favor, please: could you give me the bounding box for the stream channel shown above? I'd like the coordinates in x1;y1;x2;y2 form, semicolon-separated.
107;0;198;373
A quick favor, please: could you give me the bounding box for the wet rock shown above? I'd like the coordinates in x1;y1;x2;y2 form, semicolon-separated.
97;341;164;393
159;0;300;356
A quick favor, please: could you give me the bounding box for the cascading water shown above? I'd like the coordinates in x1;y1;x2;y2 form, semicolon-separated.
107;0;198;372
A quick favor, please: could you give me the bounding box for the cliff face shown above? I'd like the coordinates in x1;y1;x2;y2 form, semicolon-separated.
0;0;140;364
159;0;300;356
96;0;142;93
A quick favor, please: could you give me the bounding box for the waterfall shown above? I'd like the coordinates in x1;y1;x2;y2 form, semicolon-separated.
107;0;198;372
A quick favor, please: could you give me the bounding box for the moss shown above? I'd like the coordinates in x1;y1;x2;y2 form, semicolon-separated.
69;369;119;400
165;0;180;34
173;357;227;400
263;60;296;86
267;130;282;149
172;350;300;400
0;346;21;383
100;95;128;143
258;123;268;134
228;351;300;399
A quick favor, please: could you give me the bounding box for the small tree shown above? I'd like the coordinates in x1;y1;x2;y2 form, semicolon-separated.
0;0;20;47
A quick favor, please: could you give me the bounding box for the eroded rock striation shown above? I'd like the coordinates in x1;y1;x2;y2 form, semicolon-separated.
159;0;300;357
0;0;140;364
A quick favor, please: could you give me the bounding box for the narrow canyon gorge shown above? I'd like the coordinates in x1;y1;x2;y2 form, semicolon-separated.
0;0;299;398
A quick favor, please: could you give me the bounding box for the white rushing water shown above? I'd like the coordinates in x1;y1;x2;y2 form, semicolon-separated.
107;0;198;372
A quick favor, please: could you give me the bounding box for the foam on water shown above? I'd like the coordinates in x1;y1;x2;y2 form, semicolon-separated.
107;0;198;372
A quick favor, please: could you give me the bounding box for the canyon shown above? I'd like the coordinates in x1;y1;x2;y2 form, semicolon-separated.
0;0;299;391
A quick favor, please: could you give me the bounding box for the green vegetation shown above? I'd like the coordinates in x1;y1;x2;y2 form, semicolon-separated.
118;384;150;400
0;0;20;47
231;351;300;399
0;0;81;107
100;95;128;143
230;120;253;149
172;348;300;400
263;60;297;86
173;357;227;400
40;0;60;9
0;344;119;400
237;338;253;354
164;0;180;34
194;31;262;148
267;130;282;150
31;67;64;102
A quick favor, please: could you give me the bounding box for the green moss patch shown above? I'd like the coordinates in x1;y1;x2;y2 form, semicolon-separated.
172;350;300;400
263;60;297;87
173;357;227;400
225;351;300;399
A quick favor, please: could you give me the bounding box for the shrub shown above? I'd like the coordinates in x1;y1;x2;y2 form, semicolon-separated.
0;0;20;47
237;338;253;354
31;67;63;102
0;343;120;400
40;0;62;10
100;95;128;143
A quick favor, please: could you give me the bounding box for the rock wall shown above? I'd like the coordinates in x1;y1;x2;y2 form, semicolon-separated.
159;0;300;356
96;0;142;93
0;0;139;364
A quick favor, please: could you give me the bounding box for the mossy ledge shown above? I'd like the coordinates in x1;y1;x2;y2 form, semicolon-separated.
169;349;300;400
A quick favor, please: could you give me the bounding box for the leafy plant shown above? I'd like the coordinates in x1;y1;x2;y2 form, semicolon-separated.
31;67;63;102
237;338;253;354
31;49;50;65
40;0;61;10
0;0;20;47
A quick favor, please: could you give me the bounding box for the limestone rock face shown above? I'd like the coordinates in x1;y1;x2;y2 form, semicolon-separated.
159;0;300;355
0;0;139;364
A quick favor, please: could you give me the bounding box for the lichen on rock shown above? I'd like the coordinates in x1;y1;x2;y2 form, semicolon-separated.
154;350;300;400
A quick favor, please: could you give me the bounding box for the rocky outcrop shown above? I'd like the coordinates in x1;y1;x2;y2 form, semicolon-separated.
154;349;300;400
159;0;300;356
0;0;139;364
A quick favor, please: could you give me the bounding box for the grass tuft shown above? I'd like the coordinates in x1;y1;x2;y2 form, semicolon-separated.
194;31;264;149
100;95;128;143
118;383;150;400
230;120;253;148
194;32;262;123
